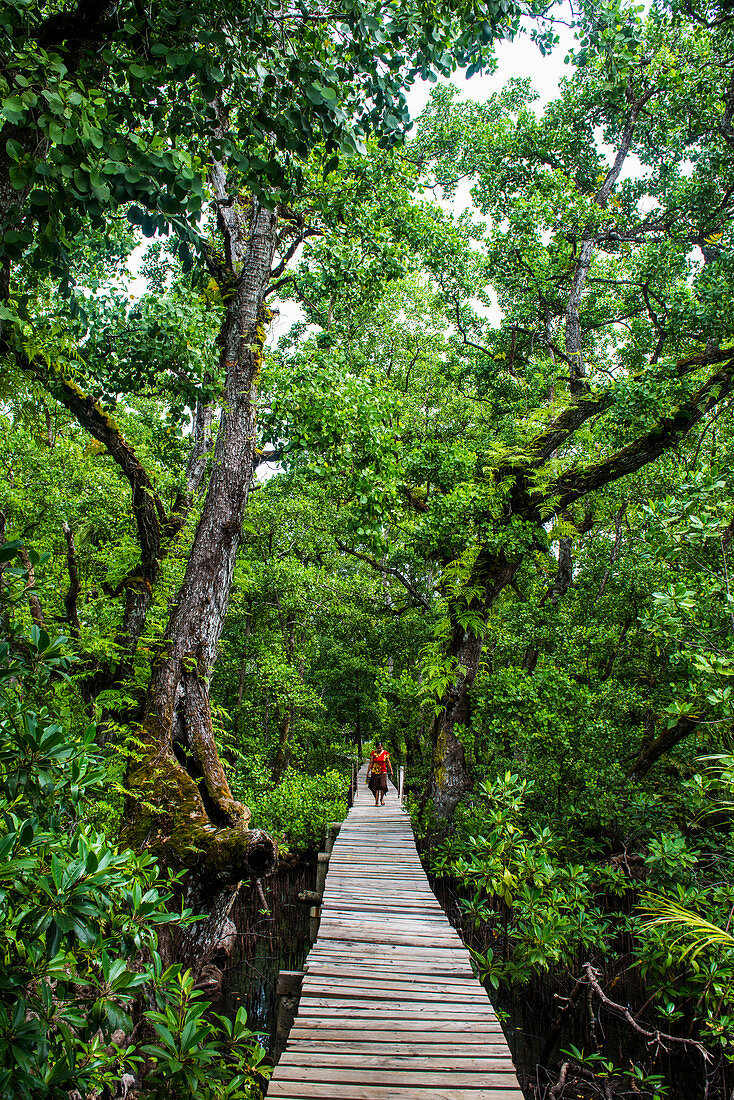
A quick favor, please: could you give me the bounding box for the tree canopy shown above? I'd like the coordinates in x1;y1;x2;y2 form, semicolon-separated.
3;0;734;1095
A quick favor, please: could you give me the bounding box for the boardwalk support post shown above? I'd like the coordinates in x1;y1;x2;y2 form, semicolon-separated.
308;904;320;942
274;970;304;1064
324;822;341;854
315;852;329;894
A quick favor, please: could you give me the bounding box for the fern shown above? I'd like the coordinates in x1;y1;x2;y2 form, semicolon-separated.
640;893;734;959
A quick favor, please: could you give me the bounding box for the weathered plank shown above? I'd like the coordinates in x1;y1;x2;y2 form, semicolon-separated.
269;1085;522;1100
279;1056;511;1071
289;1021;507;1036
267;763;523;1099
283;1043;512;1057
275;1067;520;1087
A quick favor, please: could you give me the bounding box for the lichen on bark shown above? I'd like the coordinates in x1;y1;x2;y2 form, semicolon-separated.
123;180;281;913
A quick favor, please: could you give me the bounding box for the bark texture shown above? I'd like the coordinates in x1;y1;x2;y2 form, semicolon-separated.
428;554;521;818
124;184;279;901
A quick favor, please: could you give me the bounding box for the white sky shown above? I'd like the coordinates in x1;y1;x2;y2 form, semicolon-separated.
406;27;574;120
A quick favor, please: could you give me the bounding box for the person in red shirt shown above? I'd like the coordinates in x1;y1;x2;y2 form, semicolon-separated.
366;741;393;806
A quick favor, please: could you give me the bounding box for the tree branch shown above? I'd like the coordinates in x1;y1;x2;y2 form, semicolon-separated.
335;540;432;611
451;297;496;364
628;715;698;778
565;83;661;393
594;501;628;603
523;535;574;673
546;358;734;513
529;392;613;463
12;349;205;695
18;353;165;563
582;963;710;1060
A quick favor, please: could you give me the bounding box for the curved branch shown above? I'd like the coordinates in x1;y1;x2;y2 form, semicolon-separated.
19;354;165;565
528;346;734;468
335;540;432;611
627;715;698;778
582;963;709;1061
547;358;734;513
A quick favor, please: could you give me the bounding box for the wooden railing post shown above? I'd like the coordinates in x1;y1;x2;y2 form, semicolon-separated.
347;759;358;807
398;764;405;806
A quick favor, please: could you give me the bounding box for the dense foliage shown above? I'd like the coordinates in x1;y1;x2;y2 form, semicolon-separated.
2;0;734;1095
0;546;270;1099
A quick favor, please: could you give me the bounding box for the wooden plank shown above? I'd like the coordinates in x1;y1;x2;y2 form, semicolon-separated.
288;1021;507;1036
301;975;487;991
300;990;492;1006
268;1082;524;1099
305;961;475;977
319;912;451;924
284;1043;511;1056
287;1033;507;1047
279;1053;512;1071
308;949;468;961
296;1006;498;1020
274;1067;520;1087
319;898;443;909
302;972;480;990
316;923;461;940
310;942;472;958
316;932;470;950
318;914;452;923
305;949;471;962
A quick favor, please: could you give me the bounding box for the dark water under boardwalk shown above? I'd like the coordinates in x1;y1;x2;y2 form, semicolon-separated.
219;856;317;1057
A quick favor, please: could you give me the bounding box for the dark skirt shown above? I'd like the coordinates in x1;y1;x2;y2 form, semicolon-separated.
368;773;388;794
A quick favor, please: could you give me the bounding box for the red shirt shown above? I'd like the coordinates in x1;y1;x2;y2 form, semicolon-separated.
371;750;389;775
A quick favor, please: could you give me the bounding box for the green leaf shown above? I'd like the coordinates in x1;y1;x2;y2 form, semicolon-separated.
2;96;26;125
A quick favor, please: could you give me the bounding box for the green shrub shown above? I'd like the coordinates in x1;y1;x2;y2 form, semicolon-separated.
246;768;349;852
0;543;268;1099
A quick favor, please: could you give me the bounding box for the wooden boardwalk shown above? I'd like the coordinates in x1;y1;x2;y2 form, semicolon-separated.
268;763;524;1099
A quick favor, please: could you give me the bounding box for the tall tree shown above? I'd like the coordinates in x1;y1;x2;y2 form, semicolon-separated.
1;0;524;956
263;0;734;817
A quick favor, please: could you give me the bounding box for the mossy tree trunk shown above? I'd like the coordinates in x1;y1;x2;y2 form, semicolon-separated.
426;354;734;821
427;553;520;819
124;168;279;971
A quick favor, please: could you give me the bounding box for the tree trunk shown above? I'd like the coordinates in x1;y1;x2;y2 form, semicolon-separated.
523;535;574;673
123;187;279;966
272;702;293;785
428;553;520;818
627;715;698;779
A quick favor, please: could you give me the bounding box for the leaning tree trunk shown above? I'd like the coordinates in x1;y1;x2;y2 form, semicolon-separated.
123;180;279;972
427;553;520;819
271;703;293;785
